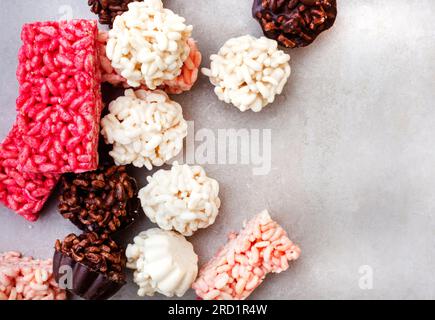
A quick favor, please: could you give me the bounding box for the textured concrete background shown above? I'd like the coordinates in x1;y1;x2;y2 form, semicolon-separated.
0;0;434;300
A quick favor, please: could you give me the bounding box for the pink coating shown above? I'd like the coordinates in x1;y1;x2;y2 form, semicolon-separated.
16;20;103;174
0;125;59;221
192;211;301;300
0;252;66;300
98;32;201;94
163;38;202;94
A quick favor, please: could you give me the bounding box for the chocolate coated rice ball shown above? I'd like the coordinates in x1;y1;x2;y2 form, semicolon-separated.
54;232;126;300
252;0;338;48
58;166;139;234
88;0;143;26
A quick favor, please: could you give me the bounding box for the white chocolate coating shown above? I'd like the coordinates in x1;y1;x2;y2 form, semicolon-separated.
126;229;198;297
106;0;192;89
202;35;291;112
138;163;221;236
100;89;187;170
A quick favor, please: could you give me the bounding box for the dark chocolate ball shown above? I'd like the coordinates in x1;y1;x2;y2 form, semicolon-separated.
252;0;338;48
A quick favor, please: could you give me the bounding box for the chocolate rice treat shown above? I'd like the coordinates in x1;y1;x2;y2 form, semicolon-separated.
252;0;338;48
58;166;139;234
88;0;143;26
54;232;126;300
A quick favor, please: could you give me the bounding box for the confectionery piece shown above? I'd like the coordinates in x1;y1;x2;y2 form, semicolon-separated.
0;251;66;300
16;20;103;174
99;32;202;94
160;38;202;94
0;125;59;221
58;166;139;234
53;232;126;300
193;210;301;300
252;0;338;48
138;163;221;236
202;35;291;112
100;89;188;170
126;228;198;297
88;0;143;27
106;0;193;89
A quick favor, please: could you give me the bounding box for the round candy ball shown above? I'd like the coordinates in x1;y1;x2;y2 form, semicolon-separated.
138;163;221;236
100;89;188;170
126;229;198;297
202;35;291;112
106;0;193;89
252;0;338;48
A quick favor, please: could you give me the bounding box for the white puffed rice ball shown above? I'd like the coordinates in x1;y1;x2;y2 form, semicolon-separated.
106;0;193;89
139;162;221;236
202;35;291;112
126;228;198;297
101;89;188;170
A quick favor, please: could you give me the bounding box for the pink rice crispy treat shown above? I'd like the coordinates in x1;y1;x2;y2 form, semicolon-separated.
16;20;103;174
0;252;66;300
98;32;201;94
192;210;301;300
0;125;59;222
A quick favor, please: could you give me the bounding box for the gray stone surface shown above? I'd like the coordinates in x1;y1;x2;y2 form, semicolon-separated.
0;0;434;300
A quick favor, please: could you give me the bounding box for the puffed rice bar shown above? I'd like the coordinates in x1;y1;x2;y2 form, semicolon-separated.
192;210;300;300
0;125;59;221
16;20;102;174
0;252;66;300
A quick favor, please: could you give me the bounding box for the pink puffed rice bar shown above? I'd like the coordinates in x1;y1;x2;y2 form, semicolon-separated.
192;210;301;300
0;252;66;300
16;20;102;174
0;125;59;221
98;32;202;94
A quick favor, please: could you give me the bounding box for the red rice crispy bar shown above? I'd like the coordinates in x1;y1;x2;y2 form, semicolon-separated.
16;20;102;174
0;125;59;221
